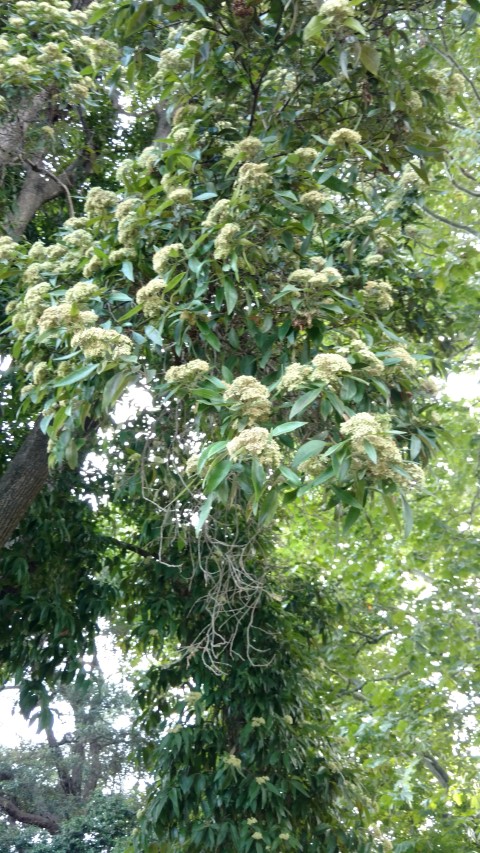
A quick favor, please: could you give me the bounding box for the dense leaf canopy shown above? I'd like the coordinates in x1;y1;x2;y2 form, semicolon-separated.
1;0;480;851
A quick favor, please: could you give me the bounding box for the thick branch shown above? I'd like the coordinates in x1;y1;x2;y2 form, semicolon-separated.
0;421;49;551
0;794;60;834
46;723;76;797
420;204;480;238
5;155;87;240
0;92;50;170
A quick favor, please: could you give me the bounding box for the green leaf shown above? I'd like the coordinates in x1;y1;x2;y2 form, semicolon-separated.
52;363;97;387
359;43;380;76
290;388;321;419
343;506;361;533
194;494;215;534
102;371;136;413
410;434;422;460
187;0;209;19
303;14;327;43
297;466;335;496
400;492;414;537
344;16;367;36
198;441;228;472
145;324;163;346
121;260;134;281
204;458;232;493
223;280;238;315
363;440;378;464
292;439;327;469
279;465;301;487
271;421;307;437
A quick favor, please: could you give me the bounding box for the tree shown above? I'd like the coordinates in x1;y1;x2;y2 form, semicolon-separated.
1;0;479;850
0;661;140;852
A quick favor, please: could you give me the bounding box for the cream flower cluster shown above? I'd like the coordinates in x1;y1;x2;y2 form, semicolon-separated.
225;136;263;160
340;413;403;480
294;147;319;165
223;753;242;769
0;235;19;261
203;198;231;228
165;359;210;385
64;281;98;304
363;279;394;311
136;278;167;318
328;127;362;146
319;0;352;19
342;339;384;376
223;376;272;423
288;266;343;291
235;162;271;191
168;187;193;206
38;304;97;334
114;198;142;246
84;187;119;218
214;223;240;260
311;353;352;383
277;363;312;393
389;345;417;370
137;146;161;173
363;252;384;267
227;427;282;469
152;243;184;275
300;190;328;210
71;328;132;360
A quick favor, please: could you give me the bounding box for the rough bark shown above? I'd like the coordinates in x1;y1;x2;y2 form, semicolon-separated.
0;421;49;550
5;154;91;240
0;92;50;169
0;794;60;834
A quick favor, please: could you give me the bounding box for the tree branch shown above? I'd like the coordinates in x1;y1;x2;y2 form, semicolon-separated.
419;204;480;238
0;793;60;834
0;420;49;551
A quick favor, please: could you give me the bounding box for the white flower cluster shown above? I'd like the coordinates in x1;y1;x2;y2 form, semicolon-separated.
224;375;272;423
225;136;263;160
311;353;352;383
223;753;242;769
64;281;98;303
328;127;362;146
168;187;193;206
363;252;384;267
340;413;403;479
165;359;210;385
341;339;384;376
340;412;425;488
235;162;271;191
299;190;328;210
203;198;231;228
319;0;352;19
84;187;119;218
214;223;240;260
136;278;166;318
0;235;19;261
38;304;97;334
71;328;132;360
277;363;312;393
389;345;417;370
152;243;184;275
227;427;281;469
293;147;319;166
363;280;394;311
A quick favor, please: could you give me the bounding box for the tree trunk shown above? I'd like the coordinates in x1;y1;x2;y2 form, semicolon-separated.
0;421;49;549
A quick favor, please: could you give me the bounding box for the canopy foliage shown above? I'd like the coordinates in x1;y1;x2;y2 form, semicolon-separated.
1;0;480;851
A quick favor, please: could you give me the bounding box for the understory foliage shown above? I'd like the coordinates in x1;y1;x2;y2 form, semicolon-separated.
1;0;480;851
